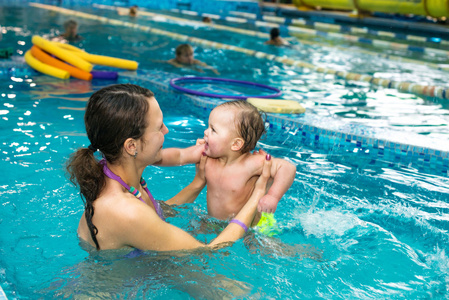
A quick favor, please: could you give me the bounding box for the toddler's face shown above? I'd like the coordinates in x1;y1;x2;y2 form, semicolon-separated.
203;107;239;158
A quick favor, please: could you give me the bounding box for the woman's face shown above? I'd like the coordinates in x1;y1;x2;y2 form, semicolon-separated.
139;97;168;164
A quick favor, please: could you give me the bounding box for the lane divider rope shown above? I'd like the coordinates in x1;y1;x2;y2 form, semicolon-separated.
173;8;449;58
228;9;449;48
94;4;449;72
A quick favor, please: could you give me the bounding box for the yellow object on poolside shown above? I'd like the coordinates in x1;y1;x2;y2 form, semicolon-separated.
68;50;139;70
24;50;70;79
256;212;282;236
31;36;93;72
51;41;86;53
247;98;306;114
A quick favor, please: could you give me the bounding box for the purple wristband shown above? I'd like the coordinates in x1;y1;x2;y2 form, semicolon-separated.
230;219;248;232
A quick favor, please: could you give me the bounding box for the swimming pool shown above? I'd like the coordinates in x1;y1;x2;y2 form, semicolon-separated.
1;3;449;299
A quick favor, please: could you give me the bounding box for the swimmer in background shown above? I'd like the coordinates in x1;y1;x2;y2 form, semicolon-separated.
202;16;212;23
264;28;290;46
52;20;83;42
167;44;220;75
129;5;138;17
178;100;296;225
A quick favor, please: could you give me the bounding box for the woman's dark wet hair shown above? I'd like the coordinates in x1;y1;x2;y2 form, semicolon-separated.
66;84;154;250
217;100;266;154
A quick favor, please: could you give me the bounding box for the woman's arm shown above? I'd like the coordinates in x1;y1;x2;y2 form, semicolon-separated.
165;153;207;206
208;155;272;247
123;154;272;251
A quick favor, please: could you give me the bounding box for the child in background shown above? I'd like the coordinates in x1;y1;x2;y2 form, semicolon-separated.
264;28;290;46
53;20;83;42
202;16;212;23
167;44;220;75
129;5;138;17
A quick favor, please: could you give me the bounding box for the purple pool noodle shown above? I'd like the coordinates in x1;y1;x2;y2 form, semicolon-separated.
91;71;118;80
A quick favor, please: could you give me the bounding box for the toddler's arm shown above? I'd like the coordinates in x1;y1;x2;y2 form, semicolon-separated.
258;157;296;213
154;140;205;166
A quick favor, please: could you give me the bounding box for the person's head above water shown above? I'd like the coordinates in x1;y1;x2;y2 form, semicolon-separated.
68;84;162;217
204;100;265;156
129;5;138;16
270;28;280;40
67;83;171;250
175;44;194;65
63;19;79;39
84;84;155;163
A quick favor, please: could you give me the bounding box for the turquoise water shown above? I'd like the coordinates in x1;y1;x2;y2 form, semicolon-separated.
1;4;449;299
2;74;449;299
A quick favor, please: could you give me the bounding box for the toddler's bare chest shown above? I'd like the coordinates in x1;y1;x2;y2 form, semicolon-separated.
205;162;254;193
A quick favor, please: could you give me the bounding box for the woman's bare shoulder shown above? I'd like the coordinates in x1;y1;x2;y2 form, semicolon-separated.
98;191;153;219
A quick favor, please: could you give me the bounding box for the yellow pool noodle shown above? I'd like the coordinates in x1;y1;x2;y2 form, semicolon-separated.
24;50;70;79
51;41;85;53
68;50;139;70
247;98;306;114
31;35;93;72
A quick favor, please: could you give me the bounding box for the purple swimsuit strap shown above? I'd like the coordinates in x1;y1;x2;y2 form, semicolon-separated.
100;159;165;221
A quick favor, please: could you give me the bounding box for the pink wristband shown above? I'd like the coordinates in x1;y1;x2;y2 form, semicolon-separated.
230;219;248;232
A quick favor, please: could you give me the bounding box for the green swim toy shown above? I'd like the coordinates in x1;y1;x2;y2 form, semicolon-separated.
256;212;282;237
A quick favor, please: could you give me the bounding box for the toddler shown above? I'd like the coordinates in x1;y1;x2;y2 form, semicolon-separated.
200;100;295;224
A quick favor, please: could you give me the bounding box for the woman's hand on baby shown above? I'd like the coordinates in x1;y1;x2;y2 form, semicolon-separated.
253;148;266;156
253;149;278;212
194;151;207;186
190;138;207;186
252;153;272;202
196;138;207;156
258;194;279;213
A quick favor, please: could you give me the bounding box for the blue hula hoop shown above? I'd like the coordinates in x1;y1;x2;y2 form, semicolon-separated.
169;76;282;99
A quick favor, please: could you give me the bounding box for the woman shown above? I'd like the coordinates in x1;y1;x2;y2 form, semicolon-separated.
67;84;271;251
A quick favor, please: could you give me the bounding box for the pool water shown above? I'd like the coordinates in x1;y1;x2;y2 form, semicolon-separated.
1;3;449;299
